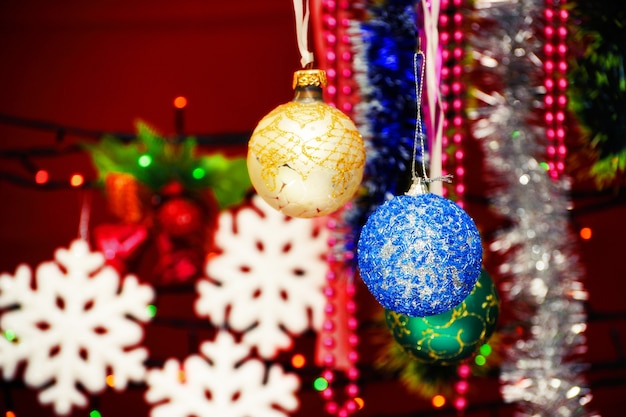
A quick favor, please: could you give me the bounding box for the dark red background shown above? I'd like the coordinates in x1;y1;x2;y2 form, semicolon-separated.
0;1;625;416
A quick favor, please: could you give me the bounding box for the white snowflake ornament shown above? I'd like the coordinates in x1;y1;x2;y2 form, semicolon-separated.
195;195;328;359
145;330;300;417
0;239;155;415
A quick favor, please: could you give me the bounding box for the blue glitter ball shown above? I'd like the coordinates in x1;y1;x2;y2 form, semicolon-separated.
357;193;482;317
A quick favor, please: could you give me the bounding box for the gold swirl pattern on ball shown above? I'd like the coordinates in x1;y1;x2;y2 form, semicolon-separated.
249;101;365;198
385;274;500;364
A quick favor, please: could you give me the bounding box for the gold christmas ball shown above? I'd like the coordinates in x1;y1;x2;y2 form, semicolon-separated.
247;69;365;218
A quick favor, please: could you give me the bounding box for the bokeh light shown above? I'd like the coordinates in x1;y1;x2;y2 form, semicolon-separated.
454;397;467;410
580;227;592;240
354;397;364;410
4;329;16;342
479;343;492;356
192;167;206;180
174;96;188;109
35;170;49;184
432;394;446;408
138;154;152;168
70;174;84;187
291;353;306;369
313;377;329;391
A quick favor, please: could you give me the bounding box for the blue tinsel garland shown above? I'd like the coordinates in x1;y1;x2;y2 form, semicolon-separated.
349;0;424;231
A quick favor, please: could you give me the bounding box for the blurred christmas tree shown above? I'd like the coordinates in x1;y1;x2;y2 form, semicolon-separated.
569;0;626;189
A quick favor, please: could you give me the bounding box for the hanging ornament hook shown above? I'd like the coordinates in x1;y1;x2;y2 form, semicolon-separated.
410;49;427;184
407;48;452;197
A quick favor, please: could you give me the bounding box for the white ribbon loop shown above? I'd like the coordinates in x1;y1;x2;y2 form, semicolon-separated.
293;0;315;68
421;0;445;196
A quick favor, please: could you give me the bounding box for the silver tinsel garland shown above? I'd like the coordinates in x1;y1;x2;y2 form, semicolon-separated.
467;0;596;415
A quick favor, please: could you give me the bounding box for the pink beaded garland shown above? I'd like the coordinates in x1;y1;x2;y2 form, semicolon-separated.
455;380;469;394
314;1;361;413
319;207;360;416
452;360;471;412
319;257;360;415
443;13;471;411
544;0;568;179
439;0;467;208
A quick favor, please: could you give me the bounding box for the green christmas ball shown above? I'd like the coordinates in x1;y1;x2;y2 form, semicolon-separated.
385;269;499;365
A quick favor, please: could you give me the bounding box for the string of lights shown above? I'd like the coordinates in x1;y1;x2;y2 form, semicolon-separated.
0;107;250;190
0;112;250;145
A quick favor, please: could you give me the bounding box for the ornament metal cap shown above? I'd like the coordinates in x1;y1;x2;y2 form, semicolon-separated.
406;178;428;196
405;175;454;197
292;69;327;90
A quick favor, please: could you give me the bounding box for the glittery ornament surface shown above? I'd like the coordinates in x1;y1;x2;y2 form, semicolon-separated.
357;193;482;317
247;101;365;218
385;269;499;365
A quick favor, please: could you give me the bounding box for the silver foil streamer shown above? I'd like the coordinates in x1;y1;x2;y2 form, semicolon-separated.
467;0;596;415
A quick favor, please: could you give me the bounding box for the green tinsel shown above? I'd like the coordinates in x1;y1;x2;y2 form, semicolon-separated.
376;338;459;398
568;0;626;188
83;120;251;209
